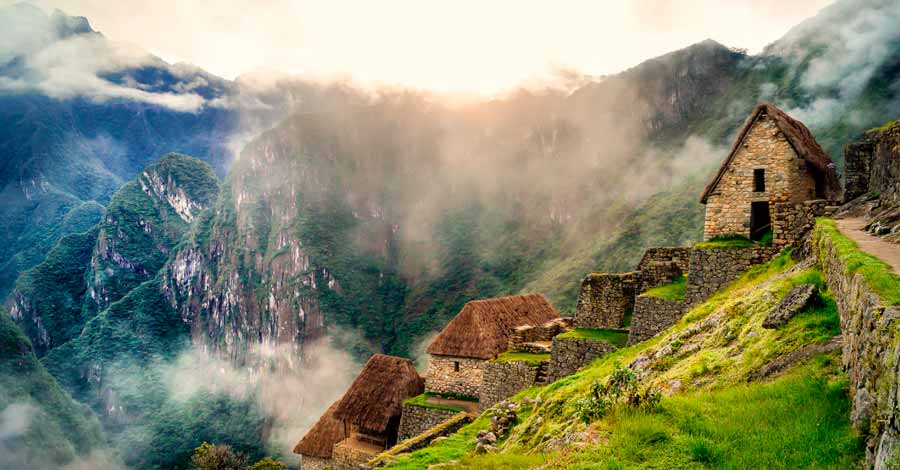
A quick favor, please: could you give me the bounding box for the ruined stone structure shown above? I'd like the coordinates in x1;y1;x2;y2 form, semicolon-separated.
546;335;618;383
425;293;559;398
627;295;685;345
397;404;460;442
574;272;639;329
507;317;573;352
636;247;691;291
479;360;543;410
700;103;841;242
844;120;900;206
685;246;780;307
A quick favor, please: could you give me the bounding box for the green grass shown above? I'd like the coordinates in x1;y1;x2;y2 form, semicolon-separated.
641;275;687;301
695;234;755;249
558;328;630;348
404;393;476;412
866;117;899;134
494;351;552;366
558;356;861;469
815;218;900;305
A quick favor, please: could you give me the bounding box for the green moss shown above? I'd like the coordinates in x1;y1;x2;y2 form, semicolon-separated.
494;351;552;366
866;117;900;134
404;393;469;412
558;328;630;348
815;218;900;305
641;275;687;301
694;234;755;249
368;413;471;467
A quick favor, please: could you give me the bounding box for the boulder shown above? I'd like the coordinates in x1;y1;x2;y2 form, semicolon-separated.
762;284;817;328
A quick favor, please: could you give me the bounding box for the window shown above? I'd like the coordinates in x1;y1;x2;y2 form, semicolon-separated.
753;169;766;192
453;361;460;372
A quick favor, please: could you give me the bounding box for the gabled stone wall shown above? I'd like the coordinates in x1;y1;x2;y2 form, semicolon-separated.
424;355;483;398
575;272;639;328
479;361;542;410
703;113;819;240
627;296;685;345
685;247;780;307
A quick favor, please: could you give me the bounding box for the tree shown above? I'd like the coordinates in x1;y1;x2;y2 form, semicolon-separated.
247;457;287;470
190;442;247;470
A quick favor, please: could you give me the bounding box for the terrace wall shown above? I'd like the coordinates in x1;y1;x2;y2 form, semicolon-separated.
685;247;780;307
627;296;685;345
546;336;617;383
575;272;639;328
479;361;541;410
397;404;460;442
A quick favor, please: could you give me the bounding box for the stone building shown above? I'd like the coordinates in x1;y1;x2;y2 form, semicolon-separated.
327;354;424;470
700;103;841;241
425;293;559;398
293;400;347;470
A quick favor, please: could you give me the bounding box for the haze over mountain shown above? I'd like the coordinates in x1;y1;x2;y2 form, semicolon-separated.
1;0;900;468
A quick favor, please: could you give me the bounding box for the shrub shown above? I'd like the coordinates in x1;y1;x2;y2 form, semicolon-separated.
575;363;661;422
189;442;247;470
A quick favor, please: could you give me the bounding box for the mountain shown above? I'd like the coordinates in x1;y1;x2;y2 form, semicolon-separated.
0;3;237;298
3;1;900;468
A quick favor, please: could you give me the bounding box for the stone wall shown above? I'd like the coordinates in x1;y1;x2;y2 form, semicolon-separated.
772;200;832;246
703;112;820;240
843;121;900;206
508;318;573;351
685;247;780;307
300;456;330;470
546;336;617;383
424;355;483;398
814;224;900;469
637;247;691;292
627;295;685;345
397;404;460;442
479;360;541;410
332;438;380;470
575;272;639;329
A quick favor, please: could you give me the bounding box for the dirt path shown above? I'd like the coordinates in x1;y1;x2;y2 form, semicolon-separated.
425;396;480;415
835;218;900;275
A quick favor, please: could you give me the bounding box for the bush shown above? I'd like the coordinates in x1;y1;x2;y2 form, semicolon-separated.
575;363;661;423
190;442;247;470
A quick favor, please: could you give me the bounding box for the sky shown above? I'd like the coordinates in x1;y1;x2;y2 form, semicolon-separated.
16;0;833;94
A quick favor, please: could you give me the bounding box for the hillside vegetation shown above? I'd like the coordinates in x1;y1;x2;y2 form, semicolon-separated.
382;250;862;469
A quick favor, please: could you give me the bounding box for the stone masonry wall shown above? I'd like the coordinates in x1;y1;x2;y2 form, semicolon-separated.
299;456;330;470
575;272;639;329
703;112;819;240
772;199;837;246
332;439;379;470
685;247;780;307
627;295;685;345
843;121;900;206
479;360;541;410
425;355;483;398
546;336;617;383
815;225;900;469
637;247;691;292
508;318;573;351
397;404;460;442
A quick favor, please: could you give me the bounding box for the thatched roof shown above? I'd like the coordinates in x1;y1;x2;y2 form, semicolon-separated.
293;400;347;458
426;293;560;360
332;354;424;434
700;102;841;203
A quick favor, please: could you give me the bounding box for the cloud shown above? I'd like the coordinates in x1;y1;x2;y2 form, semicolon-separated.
0;4;207;112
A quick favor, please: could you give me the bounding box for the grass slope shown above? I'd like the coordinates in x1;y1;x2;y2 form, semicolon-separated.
383;250;861;469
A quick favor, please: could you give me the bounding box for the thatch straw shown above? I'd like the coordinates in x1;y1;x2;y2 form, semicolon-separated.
332;354;424;434
426;293;559;360
700;102;841;203
293;400;347;459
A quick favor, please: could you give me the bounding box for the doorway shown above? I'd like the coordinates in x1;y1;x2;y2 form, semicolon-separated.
750;201;771;241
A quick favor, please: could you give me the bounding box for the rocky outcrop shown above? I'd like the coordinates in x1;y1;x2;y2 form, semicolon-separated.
762;284;817;329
